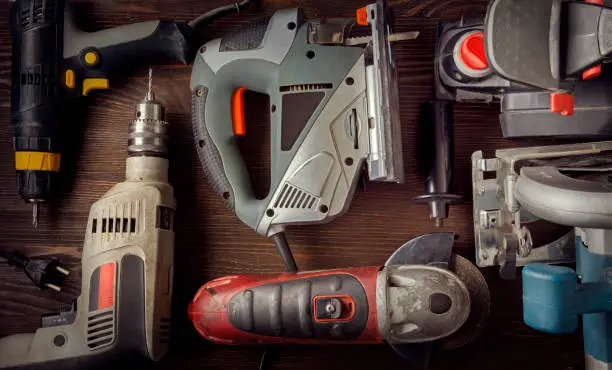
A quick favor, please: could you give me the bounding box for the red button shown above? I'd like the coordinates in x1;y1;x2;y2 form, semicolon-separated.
550;93;574;116
460;32;489;71
585;0;603;5
582;65;601;80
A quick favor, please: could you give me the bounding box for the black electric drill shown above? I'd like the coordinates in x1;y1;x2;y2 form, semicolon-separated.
10;0;255;227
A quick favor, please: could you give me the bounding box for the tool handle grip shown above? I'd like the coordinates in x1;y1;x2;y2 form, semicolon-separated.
10;0;64;148
63;19;193;79
425;100;454;194
522;263;579;334
189;11;298;233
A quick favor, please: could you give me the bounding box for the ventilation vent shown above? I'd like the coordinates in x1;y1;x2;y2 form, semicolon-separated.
273;184;319;209
20;8;30;27
280;83;333;92
91;200;141;236
87;310;115;349
92;217;137;234
33;3;43;24
159;317;171;344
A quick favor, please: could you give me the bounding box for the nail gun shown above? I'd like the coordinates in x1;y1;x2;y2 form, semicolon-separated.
435;0;612;139
471;141;612;279
188;233;490;367
10;0;255;228
190;0;417;271
0;72;176;369
504;153;612;369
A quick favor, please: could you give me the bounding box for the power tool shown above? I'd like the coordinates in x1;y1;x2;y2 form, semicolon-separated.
9;0;255;228
516;162;612;369
0;71;177;369
190;0;417;271
188;233;490;367
471;141;612;278
435;0;612;139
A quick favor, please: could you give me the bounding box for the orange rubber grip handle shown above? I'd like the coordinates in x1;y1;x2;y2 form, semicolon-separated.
232;87;248;136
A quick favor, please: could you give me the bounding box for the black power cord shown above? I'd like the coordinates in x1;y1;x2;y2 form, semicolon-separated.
188;0;258;31
0;250;70;291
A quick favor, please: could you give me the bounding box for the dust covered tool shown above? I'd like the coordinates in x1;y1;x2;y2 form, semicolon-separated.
515;162;612;369
472;141;612;279
0;71;176;368
188;233;490;367
435;0;612;139
190;0;417;271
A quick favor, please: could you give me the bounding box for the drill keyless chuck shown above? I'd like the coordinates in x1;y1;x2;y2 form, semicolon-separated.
128;98;169;157
128;68;169;157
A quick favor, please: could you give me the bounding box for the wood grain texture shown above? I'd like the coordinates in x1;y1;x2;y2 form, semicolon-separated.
0;1;583;369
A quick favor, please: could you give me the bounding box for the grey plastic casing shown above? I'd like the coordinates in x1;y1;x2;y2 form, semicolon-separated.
190;9;373;236
516;166;612;229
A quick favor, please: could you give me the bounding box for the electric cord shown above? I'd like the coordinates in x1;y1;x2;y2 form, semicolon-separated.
188;0;258;30
0;250;70;291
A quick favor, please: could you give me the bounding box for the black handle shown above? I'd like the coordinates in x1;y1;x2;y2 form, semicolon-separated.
62;20;194;99
10;0;65;202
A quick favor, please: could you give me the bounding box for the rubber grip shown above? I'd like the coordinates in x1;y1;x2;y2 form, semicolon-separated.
192;87;235;209
63;20;194;91
219;17;271;52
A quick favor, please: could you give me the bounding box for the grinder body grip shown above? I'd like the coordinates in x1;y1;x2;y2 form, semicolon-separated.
190;9;366;234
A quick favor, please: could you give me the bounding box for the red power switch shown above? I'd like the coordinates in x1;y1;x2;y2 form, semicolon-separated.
550;93;575;116
459;32;489;71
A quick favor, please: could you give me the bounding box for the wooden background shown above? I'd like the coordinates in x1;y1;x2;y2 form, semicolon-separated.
0;0;584;369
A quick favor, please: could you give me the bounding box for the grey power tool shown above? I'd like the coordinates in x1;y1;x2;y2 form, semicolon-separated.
190;0;417;271
519;167;612;370
0;70;176;368
471;141;612;278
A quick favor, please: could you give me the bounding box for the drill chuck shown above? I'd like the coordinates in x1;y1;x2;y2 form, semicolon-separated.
128;72;169;157
128;99;169;157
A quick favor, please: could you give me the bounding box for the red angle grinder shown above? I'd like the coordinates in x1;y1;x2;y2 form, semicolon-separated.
188;233;490;365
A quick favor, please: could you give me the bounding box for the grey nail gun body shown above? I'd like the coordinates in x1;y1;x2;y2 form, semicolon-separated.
471;141;612;278
190;1;406;238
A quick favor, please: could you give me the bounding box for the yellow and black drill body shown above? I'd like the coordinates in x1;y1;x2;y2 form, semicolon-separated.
9;0;238;225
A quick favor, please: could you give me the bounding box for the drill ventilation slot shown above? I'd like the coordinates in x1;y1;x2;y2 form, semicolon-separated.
86;310;115;349
91;200;143;236
159;317;171;344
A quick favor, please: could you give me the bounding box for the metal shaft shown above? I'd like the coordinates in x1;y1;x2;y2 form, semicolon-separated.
128;69;169;157
32;203;38;228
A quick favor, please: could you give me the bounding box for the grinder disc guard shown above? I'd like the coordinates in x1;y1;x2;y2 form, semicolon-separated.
384;233;490;366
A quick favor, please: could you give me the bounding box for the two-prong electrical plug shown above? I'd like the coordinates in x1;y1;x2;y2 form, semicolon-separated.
1;250;70;291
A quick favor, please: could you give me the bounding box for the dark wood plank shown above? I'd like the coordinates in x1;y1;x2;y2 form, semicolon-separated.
0;1;583;369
